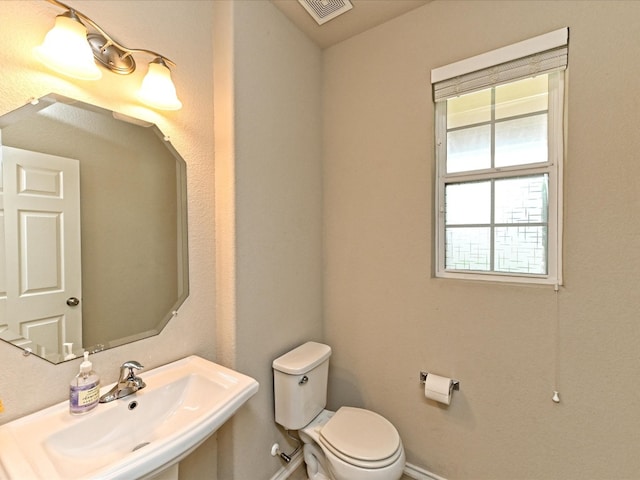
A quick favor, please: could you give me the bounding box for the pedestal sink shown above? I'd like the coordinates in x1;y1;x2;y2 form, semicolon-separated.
0;356;259;479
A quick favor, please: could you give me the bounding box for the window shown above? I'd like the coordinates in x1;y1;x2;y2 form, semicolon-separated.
432;29;568;284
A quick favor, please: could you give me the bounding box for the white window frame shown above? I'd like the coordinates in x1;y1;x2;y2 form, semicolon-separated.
432;29;567;285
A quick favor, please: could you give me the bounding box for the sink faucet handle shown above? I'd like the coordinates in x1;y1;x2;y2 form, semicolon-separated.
118;361;145;383
122;360;144;371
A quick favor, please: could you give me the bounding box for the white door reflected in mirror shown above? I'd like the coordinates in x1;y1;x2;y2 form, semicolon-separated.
1;146;82;360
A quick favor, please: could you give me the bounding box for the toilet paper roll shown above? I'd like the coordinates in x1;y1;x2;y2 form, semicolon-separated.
424;373;453;405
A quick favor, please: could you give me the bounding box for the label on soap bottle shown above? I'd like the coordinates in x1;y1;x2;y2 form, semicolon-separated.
78;384;100;406
70;383;99;414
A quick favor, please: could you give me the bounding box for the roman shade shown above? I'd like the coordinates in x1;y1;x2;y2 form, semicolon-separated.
432;27;569;102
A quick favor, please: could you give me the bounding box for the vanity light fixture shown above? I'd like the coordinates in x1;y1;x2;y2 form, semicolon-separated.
34;0;182;110
137;58;182;111
33;9;102;80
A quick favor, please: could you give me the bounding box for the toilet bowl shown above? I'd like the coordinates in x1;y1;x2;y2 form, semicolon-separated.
272;342;405;480
300;408;405;480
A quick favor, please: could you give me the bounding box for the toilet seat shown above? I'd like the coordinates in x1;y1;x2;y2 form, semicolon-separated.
319;407;402;469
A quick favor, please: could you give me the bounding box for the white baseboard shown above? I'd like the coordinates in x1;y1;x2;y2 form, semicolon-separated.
403;462;447;480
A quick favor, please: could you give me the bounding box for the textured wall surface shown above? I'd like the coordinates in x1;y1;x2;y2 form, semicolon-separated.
323;1;640;478
213;1;324;478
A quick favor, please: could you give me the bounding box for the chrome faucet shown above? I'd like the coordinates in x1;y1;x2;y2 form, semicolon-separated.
99;360;146;403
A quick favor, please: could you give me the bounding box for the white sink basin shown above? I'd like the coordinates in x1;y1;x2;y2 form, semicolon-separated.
0;355;259;479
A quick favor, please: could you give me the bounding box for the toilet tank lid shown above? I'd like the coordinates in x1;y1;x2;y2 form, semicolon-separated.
273;342;331;375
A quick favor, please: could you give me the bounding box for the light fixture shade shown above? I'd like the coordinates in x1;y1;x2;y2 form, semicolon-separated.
137;61;182;110
33;14;102;81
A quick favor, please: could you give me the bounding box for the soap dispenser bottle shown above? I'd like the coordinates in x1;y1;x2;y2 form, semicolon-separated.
69;352;100;415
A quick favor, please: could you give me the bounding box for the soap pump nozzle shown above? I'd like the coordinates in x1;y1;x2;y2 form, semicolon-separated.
79;351;93;377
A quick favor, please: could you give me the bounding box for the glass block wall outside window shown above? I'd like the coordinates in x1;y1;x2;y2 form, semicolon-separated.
435;73;563;284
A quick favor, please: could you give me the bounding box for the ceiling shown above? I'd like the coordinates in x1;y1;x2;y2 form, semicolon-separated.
271;0;431;49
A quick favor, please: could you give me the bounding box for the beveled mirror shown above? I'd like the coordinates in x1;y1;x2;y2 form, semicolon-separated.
0;94;188;364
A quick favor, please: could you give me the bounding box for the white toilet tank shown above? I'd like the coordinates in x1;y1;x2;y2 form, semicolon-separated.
273;342;332;430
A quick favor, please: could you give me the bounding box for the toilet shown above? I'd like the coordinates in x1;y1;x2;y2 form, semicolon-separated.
273;342;405;480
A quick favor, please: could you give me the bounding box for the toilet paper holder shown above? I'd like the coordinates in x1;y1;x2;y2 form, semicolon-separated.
420;371;460;391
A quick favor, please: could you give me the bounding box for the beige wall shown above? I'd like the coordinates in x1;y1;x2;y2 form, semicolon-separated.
0;1;324;478
323;1;640;478
0;0;217;439
214;1;324;478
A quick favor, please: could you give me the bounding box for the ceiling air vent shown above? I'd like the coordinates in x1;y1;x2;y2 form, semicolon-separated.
298;0;354;25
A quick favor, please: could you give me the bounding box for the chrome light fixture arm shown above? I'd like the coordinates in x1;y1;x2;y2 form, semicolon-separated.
39;0;183;110
45;0;176;75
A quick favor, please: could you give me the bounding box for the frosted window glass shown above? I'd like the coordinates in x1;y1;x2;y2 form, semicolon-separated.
447;125;491;173
495;226;547;274
447;89;492;129
495;75;549;119
445;227;491;271
495;175;548;224
445;181;491;225
495;114;547;167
